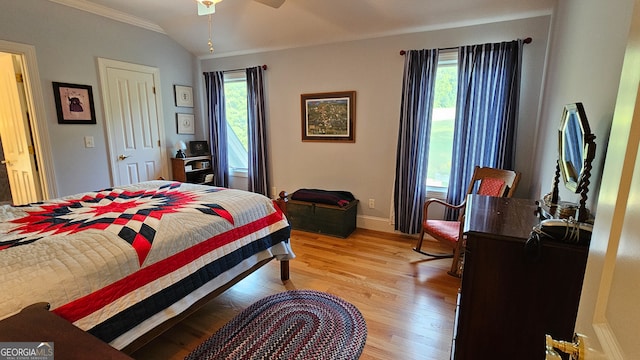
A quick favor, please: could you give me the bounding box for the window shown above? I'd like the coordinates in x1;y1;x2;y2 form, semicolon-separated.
223;72;248;173
426;51;458;193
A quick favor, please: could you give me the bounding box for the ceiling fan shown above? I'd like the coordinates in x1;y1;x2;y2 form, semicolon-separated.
196;0;285;52
198;0;285;13
253;0;286;8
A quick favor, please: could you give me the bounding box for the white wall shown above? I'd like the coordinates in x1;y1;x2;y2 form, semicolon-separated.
0;0;200;196
0;2;555;234
533;0;637;353
201;16;551;232
531;0;635;212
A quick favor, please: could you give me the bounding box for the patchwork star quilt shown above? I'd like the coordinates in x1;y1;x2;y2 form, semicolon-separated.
0;181;292;349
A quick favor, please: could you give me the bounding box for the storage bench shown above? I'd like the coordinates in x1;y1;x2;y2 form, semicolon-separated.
286;189;358;238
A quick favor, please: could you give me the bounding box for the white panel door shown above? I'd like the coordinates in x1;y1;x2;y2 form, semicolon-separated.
100;60;166;186
0;53;41;204
572;1;640;358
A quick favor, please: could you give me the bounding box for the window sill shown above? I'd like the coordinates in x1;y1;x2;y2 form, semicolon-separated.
426;187;447;200
230;168;248;178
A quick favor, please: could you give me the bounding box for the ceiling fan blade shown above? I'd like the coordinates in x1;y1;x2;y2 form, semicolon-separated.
254;0;285;8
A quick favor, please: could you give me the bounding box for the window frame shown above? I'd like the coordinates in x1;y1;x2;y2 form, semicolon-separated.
426;50;458;199
223;71;249;175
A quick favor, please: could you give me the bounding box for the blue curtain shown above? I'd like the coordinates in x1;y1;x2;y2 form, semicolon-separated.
445;40;523;219
393;49;439;234
246;66;270;196
203;71;229;187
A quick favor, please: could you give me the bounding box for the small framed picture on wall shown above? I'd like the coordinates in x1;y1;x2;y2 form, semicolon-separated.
174;85;194;107
177;113;195;134
52;82;97;124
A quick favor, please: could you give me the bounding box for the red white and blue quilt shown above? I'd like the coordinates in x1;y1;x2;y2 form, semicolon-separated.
0;181;292;349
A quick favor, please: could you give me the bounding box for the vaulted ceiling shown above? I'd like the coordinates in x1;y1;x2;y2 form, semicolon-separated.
49;0;555;58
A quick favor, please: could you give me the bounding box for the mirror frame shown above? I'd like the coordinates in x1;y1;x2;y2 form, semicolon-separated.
550;102;596;223
558;102;593;192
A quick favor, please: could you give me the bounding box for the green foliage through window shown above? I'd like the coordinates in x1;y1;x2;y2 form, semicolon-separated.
224;74;249;170
224;79;248;151
426;61;458;189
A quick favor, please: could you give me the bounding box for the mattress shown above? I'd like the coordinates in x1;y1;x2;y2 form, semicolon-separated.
0;181;293;349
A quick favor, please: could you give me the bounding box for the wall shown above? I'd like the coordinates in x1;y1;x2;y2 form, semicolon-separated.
530;0;634;211
201;16;551;232
534;0;637;354
0;0;199;196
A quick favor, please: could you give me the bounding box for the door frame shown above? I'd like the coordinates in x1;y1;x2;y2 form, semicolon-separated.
0;40;57;200
97;58;168;185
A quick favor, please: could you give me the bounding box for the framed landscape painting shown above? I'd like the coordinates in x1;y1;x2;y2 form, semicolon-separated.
301;91;356;142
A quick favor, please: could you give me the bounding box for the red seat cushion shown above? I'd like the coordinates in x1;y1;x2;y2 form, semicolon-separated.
424;220;460;245
478;178;506;197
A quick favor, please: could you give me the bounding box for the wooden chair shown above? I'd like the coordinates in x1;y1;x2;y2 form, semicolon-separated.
414;166;521;277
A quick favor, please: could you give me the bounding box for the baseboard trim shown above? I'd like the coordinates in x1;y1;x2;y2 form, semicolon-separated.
357;215;400;234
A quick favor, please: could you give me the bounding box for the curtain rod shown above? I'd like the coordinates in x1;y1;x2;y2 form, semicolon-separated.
399;37;532;56
220;64;268;73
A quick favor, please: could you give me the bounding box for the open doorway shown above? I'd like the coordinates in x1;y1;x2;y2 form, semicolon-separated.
0;40;57;203
0;52;41;204
0;139;10;203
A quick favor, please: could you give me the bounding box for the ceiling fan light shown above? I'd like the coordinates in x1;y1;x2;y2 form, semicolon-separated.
197;0;223;16
196;0;223;53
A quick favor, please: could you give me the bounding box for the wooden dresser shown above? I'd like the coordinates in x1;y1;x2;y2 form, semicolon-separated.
451;195;589;360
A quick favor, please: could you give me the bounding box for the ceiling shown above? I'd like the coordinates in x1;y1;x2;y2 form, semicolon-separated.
49;0;555;58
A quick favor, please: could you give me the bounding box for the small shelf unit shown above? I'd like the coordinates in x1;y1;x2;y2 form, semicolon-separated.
171;155;213;185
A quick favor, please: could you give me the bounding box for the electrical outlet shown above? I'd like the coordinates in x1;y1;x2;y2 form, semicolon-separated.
368;199;375;208
271;186;277;198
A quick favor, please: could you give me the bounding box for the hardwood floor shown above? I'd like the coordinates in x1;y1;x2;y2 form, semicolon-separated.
131;229;461;360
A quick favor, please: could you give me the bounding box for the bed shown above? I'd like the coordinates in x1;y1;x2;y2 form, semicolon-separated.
0;180;293;352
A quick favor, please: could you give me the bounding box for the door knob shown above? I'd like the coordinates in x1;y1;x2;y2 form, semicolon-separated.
545;334;584;360
1;160;11;166
118;154;130;160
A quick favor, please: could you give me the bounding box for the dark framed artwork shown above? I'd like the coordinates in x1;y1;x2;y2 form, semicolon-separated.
301;91;356;142
189;141;209;156
52;82;97;124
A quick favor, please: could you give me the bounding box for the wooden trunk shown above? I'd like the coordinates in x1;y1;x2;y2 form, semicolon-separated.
287;199;358;238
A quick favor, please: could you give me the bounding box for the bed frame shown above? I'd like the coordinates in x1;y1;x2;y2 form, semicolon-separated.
120;191;291;354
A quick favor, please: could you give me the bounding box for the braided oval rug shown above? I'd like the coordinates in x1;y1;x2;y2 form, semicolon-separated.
185;290;367;360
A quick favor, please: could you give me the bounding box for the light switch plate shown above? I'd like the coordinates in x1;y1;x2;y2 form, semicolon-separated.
84;136;95;148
